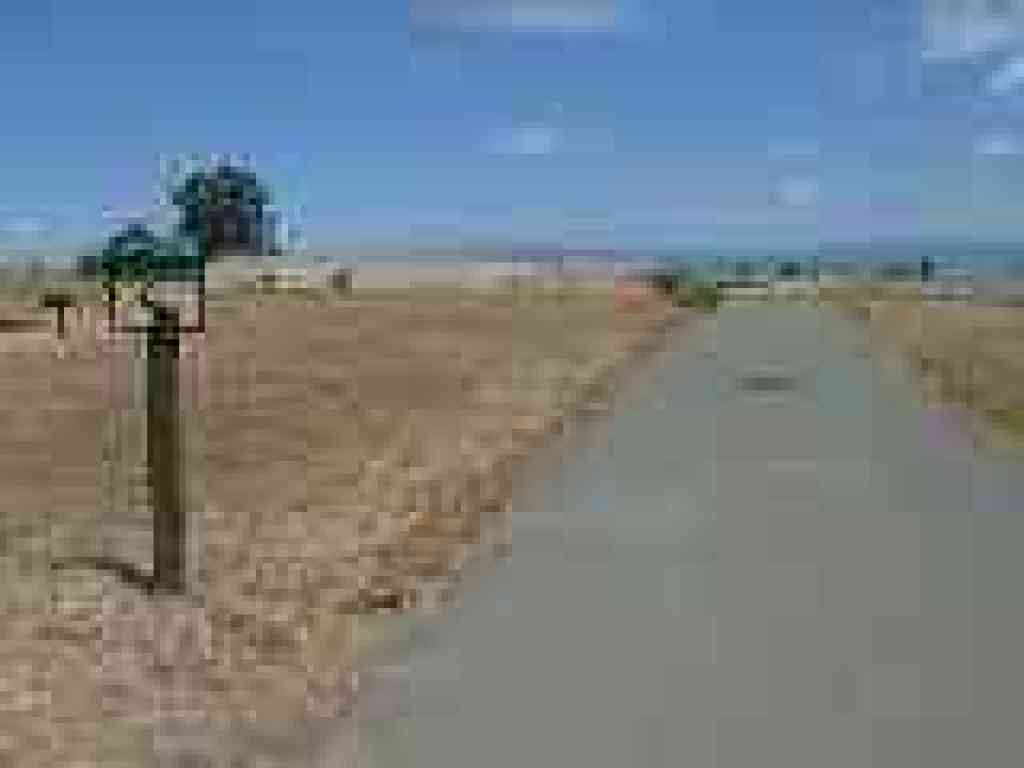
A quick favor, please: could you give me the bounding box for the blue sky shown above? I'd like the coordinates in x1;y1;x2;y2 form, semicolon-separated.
3;0;1024;254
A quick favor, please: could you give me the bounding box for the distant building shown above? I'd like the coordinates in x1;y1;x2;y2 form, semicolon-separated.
717;259;771;299
923;266;973;301
875;262;917;282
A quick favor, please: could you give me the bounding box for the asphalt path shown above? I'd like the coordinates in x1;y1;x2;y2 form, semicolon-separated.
350;304;1024;768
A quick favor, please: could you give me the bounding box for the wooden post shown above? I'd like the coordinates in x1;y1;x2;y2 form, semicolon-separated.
41;292;75;338
148;303;184;593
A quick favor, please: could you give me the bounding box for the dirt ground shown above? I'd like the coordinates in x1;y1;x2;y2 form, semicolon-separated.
0;281;685;765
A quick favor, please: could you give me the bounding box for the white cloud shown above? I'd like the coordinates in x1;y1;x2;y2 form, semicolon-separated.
922;0;1023;61
975;132;1023;155
414;0;618;32
988;53;1024;92
777;177;819;208
101;206;153;221
488;121;561;155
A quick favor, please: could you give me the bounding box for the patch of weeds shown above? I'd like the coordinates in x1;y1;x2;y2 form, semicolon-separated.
986;407;1024;436
675;280;720;312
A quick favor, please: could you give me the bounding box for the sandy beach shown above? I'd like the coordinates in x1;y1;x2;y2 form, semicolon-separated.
0;275;687;765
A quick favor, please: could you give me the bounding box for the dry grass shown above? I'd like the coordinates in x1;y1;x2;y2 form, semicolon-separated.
823;286;1024;448
0;283;683;765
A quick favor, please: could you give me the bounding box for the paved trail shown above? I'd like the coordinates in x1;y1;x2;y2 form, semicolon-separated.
339;304;1024;767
